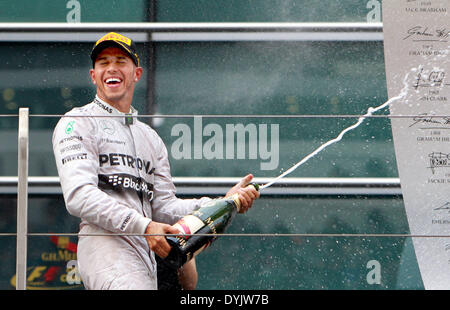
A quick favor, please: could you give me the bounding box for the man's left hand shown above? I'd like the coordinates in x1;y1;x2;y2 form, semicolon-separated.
225;174;260;213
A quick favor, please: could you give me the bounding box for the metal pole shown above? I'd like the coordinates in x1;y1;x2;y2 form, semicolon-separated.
0;22;384;42
16;107;29;290
0;22;383;33
0;176;403;196
145;0;157;126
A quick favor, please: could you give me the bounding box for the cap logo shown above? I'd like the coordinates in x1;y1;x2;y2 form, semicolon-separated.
96;32;131;47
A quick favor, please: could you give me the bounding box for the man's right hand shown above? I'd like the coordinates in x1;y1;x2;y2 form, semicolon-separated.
145;221;180;258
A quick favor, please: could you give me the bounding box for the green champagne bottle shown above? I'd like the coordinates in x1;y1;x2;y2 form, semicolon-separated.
162;183;259;269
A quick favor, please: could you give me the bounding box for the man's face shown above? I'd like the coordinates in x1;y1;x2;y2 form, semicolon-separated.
90;47;143;108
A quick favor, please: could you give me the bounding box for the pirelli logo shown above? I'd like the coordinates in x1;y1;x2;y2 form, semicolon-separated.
96;32;131;46
62;153;87;165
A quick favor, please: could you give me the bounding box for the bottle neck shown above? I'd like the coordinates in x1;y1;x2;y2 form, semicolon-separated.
230;193;241;212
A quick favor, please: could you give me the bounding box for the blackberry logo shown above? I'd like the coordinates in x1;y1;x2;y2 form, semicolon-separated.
108;175;123;186
98;174;154;202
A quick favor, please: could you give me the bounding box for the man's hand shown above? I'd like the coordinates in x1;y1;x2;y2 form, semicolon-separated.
178;258;198;290
145;221;180;258
225;174;260;213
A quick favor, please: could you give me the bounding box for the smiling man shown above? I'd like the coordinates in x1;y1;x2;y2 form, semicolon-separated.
89;36;142;112
52;32;259;290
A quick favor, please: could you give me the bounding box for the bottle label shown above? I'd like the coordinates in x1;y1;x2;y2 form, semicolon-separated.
173;215;204;237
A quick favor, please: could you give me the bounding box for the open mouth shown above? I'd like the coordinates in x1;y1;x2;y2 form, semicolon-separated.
104;77;123;87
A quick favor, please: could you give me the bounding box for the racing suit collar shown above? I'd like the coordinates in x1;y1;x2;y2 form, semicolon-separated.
94;95;138;125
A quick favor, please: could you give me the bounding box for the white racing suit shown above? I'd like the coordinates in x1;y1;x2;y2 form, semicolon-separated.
52;96;211;289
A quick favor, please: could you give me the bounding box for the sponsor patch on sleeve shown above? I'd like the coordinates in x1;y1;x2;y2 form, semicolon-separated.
61;153;88;165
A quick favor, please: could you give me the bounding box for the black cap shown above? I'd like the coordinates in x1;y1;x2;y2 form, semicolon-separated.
90;32;140;67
